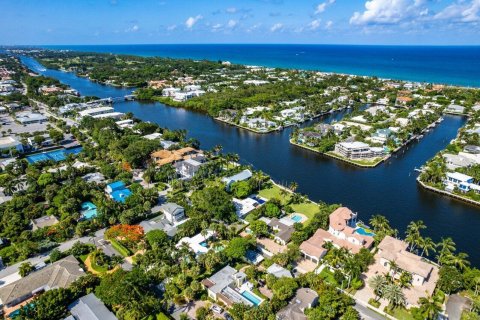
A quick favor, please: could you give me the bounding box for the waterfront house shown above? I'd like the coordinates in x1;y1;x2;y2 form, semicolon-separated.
202;265;263;307
446;104;465;114
334;141;383;160
151;147;202;166
276;288;318;320
31;215;59;231
158;202;185;225
443;153;475;170
444;172;480;193
300;207;374;264
222;169;253;190
464;145;480;154
377;236;438;287
66;293;118;320
0;256;84;315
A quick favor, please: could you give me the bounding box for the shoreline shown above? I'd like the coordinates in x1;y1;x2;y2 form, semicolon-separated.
36;45;480;89
417;178;480;207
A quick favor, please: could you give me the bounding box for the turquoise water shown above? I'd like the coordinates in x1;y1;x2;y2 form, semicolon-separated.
199;241;208;247
43;44;480;87
110;188;132;203
81;201;97;220
355;227;374;236
26;146;82;163
241;290;262;306
291;215;302;223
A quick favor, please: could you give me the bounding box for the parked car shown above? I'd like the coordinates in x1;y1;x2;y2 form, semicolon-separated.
211;305;223;314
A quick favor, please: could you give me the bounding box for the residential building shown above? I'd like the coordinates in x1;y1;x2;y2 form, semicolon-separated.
378;236;439;286
159;203;185;225
443;153;475;170
444;172;480;193
446;104;465;114
222;169;252;190
151;147;202;166
267;263;293;278
31;215;59;231
105;181;132;203
139;215;178;237
300;207;374;263
276;288;318;320
0;256;84;314
176;230;215;255
261;217;295;246
233;197;260;218
78;107;119;119
174;158;204;179
202;265;262;307
334;141;384;160
66;293;117;320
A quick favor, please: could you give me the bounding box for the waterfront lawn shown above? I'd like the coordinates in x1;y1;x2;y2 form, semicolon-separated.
325;151;384;167
290;202;320;222
258;185;291;205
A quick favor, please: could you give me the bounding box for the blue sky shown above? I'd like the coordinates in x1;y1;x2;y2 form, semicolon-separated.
1;0;479;45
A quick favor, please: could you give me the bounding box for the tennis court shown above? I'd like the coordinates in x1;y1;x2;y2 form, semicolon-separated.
26;146;83;164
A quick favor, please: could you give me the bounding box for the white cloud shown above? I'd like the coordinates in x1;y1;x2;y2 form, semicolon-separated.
247;23;261;33
350;0;426;25
315;0;335;14
227;19;238;28
185;15;203;29
211;23;222;32
270;23;283;32
308;19;322;30
325;20;333;29
125;24;139;32
434;0;480;23
226;7;238;14
167;24;177;31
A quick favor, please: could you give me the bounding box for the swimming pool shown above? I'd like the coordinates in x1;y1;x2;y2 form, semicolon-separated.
241;290;262;306
291;215;302;223
26;146;83;163
199;241;208;247
354;227;374;236
81;201;98;220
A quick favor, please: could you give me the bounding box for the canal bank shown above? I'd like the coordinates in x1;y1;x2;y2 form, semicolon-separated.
19;57;480;266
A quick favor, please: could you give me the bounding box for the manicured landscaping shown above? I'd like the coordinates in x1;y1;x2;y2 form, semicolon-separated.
109;238;132;257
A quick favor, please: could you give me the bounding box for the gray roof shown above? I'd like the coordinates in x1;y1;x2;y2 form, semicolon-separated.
266;263;293;278
446;294;472;320
277;288;318;320
0;255;84;306
68;293;117;320
222;169;252;184
159;203;184;216
139;216;178;237
31;215;59;229
205;265;237;295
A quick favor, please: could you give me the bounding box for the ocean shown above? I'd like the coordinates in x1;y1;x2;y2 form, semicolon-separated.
43;44;480;87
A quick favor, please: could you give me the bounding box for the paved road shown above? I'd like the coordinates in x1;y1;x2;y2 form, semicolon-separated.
354;303;388;320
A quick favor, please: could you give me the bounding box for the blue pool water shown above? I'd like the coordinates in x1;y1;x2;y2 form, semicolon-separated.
110;188;132;203
199;241;207;247
81;201;97;219
291;215;302;223
241;290;262;306
26;146;83;163
354;227;375;236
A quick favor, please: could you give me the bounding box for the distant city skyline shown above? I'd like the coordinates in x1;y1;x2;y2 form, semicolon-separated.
1;0;480;45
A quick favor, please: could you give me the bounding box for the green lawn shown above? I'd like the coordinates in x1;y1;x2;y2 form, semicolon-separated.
258;185;291;205
387;307;415;320
290;202;320;220
109;239;132;257
258;185;320;223
319;268;338;286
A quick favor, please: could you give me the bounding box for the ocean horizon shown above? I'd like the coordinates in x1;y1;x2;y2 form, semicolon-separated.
41;43;480;87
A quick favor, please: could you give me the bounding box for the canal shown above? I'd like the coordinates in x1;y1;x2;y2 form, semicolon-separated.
21;57;480;266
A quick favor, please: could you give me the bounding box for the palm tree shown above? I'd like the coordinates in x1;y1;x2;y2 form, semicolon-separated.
418;294;443;320
446;252;470;270
419;237;436;257
289;181;298;193
383;283;406;309
405;220;426;252
388;260;400;278
399;271;412;288
344;257;362;289
437;237;456;265
369;215;389;232
369;274;387;301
